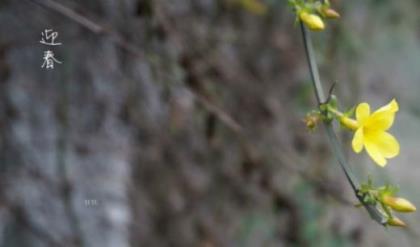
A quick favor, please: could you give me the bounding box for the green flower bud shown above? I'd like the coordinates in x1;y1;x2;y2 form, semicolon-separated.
387;217;407;227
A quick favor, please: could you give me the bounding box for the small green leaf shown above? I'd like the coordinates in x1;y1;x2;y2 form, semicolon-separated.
329;94;338;109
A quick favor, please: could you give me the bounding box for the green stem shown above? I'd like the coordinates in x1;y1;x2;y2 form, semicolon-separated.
326;105;359;130
326;105;344;117
300;22;386;225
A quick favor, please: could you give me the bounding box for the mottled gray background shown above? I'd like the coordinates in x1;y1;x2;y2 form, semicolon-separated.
0;0;419;246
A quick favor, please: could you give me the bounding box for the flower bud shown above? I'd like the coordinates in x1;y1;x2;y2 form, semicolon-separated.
299;11;325;31
304;113;320;131
322;8;340;19
382;195;416;213
387;217;407;227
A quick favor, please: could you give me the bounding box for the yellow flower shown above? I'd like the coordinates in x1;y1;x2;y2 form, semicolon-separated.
299;11;325;31
351;99;400;167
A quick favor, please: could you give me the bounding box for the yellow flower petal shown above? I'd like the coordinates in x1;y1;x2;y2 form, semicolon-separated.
366;131;400;158
375;99;399;113
352;128;364;153
356;103;370;124
365;111;396;131
366;99;399;131
364;138;387;167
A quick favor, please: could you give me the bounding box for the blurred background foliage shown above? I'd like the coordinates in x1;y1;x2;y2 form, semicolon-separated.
0;0;419;246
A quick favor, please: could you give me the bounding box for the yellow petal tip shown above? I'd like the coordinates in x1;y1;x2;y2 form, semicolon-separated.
390;99;399;112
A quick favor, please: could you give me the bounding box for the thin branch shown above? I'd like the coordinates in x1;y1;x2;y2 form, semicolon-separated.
194;94;244;135
30;0;103;33
28;0;144;57
299;22;386;225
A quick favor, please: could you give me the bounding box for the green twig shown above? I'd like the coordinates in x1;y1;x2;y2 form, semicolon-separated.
299;22;386;225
